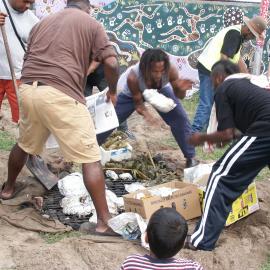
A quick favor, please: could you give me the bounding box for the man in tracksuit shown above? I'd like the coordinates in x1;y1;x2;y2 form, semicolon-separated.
186;60;270;251
192;16;267;133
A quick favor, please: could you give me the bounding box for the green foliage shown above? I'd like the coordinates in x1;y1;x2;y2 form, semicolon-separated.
256;167;270;182
181;93;200;121
261;257;270;270
161;137;178;149
195;144;228;162
39;231;82;244
0;130;16;151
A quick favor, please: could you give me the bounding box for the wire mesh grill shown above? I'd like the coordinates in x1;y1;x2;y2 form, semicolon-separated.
42;177;136;229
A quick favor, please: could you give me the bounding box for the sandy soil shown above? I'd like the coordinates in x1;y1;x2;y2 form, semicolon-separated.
0;100;270;270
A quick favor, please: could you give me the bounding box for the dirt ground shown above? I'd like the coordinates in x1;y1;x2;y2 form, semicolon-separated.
0;100;270;270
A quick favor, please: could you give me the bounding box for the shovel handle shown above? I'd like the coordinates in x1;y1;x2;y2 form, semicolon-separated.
0;25;20;99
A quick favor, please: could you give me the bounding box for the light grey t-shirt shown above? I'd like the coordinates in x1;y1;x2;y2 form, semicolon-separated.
0;0;38;79
120;63;170;97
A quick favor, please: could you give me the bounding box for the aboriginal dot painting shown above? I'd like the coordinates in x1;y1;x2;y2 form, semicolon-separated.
34;0;270;77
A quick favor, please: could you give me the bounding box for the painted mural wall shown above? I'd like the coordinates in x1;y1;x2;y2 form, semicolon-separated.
34;0;270;79
92;0;270;79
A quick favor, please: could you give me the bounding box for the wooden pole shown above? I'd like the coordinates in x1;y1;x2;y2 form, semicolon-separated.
0;25;20;99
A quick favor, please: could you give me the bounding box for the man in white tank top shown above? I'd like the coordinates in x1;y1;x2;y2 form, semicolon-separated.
98;48;199;168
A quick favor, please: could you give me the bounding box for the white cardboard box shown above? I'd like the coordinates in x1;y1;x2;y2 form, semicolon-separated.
100;143;132;165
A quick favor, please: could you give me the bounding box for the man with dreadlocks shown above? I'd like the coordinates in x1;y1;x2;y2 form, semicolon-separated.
97;48;198;168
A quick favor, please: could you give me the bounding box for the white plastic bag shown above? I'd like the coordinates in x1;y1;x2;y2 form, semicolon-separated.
148;187;179;197
58;173;88;197
105;189;124;214
124;182;146;193
184;163;214;184
143;89;176;113
203;104;218;153
60;195;94;216
108;212;147;245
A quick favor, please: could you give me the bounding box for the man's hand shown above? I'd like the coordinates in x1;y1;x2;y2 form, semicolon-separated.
136;104;159;126
189;128;234;146
188;133;204;146
135;103;147;116
142;110;158;126
171;79;194;99
87;60;100;75
178;79;193;90
0;12;7;26
169;66;195;99
106;91;117;106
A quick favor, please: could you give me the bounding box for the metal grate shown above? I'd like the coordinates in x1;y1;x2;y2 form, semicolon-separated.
42;185;91;230
42;177;136;229
105;178;136;197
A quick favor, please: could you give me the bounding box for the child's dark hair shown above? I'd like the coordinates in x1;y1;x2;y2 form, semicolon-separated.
67;0;90;6
211;60;240;78
147;207;188;259
139;49;170;79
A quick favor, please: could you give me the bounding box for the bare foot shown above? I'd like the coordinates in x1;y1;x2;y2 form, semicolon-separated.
96;216;112;233
79;222;120;236
0;183;15;200
0;182;26;200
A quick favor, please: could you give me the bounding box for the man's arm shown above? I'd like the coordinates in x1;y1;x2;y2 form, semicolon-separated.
91;21;119;105
221;30;248;73
221;53;248;73
103;56;119;106
23;23;39;62
127;71;155;122
237;58;249;73
127;71;143;107
192;83;237;146
220;53;248;72
87;60;100;75
189;128;235;146
169;65;193;99
0;12;7;26
220;53;229;61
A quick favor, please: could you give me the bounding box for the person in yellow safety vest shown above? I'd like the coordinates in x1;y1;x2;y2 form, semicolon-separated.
192;16;267;133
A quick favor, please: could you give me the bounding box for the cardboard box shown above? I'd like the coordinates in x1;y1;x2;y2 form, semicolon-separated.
100;143;132;165
123;180;201;220
198;181;259;226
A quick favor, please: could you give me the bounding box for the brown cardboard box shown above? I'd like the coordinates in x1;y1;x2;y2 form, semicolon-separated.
123;180;201;220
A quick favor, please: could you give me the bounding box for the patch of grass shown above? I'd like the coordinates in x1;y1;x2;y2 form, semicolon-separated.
195;144;228;162
0;130;16;151
261;257;270;270
182;93;199;121
256;167;270;182
197;146;269;181
39;231;82;244
161;137;178;149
